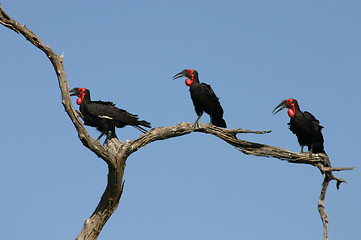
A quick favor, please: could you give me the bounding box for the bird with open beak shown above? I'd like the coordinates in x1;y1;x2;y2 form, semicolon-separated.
273;98;326;154
173;69;227;128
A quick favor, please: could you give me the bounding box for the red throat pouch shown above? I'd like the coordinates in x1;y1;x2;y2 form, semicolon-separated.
185;78;193;86
76;97;83;105
287;104;295;118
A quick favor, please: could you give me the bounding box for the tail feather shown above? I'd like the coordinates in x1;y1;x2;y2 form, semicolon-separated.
311;142;326;155
133;125;148;133
211;116;227;128
138;120;151;128
133;120;151;133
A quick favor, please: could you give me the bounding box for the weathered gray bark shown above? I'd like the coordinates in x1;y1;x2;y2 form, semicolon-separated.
0;7;353;240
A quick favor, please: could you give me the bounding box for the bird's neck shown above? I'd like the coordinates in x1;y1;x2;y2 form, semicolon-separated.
189;77;200;86
81;93;91;105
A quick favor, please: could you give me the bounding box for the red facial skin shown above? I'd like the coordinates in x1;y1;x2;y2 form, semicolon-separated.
185;69;195;86
286;98;295;118
76;88;86;105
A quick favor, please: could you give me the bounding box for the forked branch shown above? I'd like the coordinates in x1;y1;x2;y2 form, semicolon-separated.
0;7;354;240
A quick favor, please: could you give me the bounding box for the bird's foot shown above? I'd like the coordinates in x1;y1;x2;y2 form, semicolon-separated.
193;114;202;129
94;139;102;146
102;132;113;146
193;121;200;129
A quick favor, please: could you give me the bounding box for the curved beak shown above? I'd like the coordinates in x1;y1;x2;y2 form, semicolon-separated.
69;88;80;96
272;100;288;115
173;70;188;80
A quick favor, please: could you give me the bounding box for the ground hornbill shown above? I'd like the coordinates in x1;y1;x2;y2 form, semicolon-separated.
273;98;326;154
70;87;151;144
173;69;227;128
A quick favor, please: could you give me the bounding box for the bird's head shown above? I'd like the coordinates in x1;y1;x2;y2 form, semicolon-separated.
173;69;198;86
70;87;87;105
272;98;297;118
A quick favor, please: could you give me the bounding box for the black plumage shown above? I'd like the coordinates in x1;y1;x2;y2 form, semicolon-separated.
173;69;227;128
70;87;151;144
273;98;326;154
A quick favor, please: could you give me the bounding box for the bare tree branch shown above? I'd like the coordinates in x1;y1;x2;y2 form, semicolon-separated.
318;175;331;240
0;7;354;240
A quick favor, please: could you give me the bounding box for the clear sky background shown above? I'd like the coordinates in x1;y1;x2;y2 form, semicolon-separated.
1;1;360;239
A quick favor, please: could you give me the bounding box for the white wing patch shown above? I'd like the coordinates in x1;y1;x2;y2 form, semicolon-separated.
98;115;113;120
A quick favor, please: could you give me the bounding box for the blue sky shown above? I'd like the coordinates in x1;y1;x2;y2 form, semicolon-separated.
1;1;360;239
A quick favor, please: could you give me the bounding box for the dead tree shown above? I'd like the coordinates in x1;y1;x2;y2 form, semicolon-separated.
0;7;354;240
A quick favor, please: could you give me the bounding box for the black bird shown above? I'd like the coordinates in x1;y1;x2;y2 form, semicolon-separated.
173;69;227;128
273;98;326;154
70;87;151;144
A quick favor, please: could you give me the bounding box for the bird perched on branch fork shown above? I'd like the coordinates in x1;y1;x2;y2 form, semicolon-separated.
273;98;326;155
70;87;151;145
173;69;227;128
